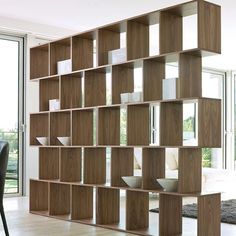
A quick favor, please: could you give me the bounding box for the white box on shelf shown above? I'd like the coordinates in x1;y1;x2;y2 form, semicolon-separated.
57;59;72;75
131;92;143;103
108;48;127;64
49;99;60;111
162;78;180;100
120;93;131;104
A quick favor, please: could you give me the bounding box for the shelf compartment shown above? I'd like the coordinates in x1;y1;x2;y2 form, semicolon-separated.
178;148;201;194
126;190;149;230
50;111;71;146
126;19;149;60
49;182;71;217
60;148;81;182
61;72;82;109
39;76;59;111
98;107;120;145
39;147;59;180
159;10;183;54
50;37;71;76
84;68;106;107
179;53;202;98
96;187;120;225
111;64;134;104
159;193;182;235
72;31;95;71
72;109;94;146
83;148;106;184
30;180;49;212
160;102;183;146
30;44;49;79
97;22;125;66
111;148;134;187
142;148;165;190
71;185;93;220
30;113;49;145
198;99;221;147
198;1;221;53
143;59;164;102
127;104;150;145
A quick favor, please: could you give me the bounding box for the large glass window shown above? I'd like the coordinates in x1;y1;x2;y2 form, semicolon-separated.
0;34;24;194
202;70;224;168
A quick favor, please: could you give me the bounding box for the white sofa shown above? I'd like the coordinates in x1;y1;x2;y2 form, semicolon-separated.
134;148;236;199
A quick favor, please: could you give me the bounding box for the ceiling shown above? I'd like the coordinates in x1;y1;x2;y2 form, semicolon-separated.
0;0;235;70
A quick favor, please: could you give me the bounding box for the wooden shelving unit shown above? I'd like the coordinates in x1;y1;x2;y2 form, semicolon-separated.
29;1;221;235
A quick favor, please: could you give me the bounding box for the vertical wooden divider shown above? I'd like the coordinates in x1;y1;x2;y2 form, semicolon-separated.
71;185;93;220
159;193;182;236
160;102;183;146
159;11;182;54
126;190;149;230
143;59;164;102
198;1;221;53
112;64;134;104
142;148;165;189
179;53;202;98
178;148;202;193
96;187;120;225
111;148;134;187
197;193;221;236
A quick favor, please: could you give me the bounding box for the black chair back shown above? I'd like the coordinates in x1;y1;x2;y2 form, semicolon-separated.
0;141;9;205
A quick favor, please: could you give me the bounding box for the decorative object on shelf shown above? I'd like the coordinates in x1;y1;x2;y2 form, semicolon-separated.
57;59;72;75
122;176;142;188
120;93;131;104
108;48;127;64
131;91;143;102
162;77;180;100
57;136;70;146
36;137;48;146
156;178;178;192
49;99;60;111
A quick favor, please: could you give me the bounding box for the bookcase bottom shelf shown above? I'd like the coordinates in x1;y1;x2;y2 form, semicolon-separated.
30;210;157;236
30;210;210;236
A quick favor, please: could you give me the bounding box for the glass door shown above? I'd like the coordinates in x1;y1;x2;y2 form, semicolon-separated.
202;69;225;169
0;34;24;194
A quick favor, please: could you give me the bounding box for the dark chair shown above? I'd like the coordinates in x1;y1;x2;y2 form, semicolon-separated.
0;141;9;236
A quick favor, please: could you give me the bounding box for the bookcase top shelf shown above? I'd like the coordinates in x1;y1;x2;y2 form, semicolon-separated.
30;0;220;50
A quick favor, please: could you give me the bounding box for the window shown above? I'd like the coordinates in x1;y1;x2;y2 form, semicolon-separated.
0;34;25;194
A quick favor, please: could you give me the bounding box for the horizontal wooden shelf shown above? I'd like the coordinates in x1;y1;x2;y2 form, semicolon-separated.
30;210;154;236
30;178;219;197
29;97;221;115
30;48;219;81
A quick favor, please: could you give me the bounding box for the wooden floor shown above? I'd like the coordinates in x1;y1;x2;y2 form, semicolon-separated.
1;197;236;236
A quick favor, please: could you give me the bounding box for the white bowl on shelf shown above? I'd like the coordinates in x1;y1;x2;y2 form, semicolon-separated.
122;176;142;188
156;178;178;192
57;136;70;146
36;137;48;146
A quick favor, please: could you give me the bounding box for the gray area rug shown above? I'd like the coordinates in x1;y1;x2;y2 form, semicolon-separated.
150;199;236;224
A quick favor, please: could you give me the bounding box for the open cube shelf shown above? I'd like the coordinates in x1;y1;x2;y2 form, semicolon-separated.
60;72;82;109
30;44;49;79
30;113;49;145
39;76;59;111
72;31;95;70
39;147;59;180
50;38;71;76
50;111;71;146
